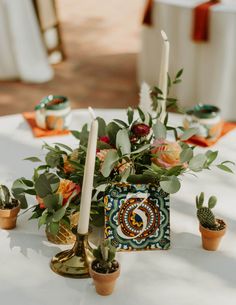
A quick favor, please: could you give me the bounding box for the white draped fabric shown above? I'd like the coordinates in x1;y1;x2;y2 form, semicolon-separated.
138;0;236;120
0;109;236;305
0;0;53;83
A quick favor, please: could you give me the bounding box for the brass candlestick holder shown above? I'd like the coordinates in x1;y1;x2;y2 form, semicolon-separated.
50;232;94;278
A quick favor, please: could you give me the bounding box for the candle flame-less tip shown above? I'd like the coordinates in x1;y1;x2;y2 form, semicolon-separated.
88;107;96;120
161;30;168;42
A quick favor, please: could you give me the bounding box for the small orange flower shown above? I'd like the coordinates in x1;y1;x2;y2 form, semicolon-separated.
63;149;79;173
36;195;45;209
57;179;81;205
63;155;75;173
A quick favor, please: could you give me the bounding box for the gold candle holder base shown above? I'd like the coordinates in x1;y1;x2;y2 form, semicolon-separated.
50;233;94;278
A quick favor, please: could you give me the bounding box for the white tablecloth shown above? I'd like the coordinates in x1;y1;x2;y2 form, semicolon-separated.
138;0;236;120
0;0;53;83
0;109;236;305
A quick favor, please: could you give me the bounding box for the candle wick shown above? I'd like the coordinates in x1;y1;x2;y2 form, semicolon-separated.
88;107;96;120
161;30;168;42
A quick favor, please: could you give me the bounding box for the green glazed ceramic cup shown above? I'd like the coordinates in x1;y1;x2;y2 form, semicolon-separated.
183;104;222;140
35;95;71;130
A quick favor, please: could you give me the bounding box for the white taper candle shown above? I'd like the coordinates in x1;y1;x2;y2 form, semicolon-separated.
159;30;170;123
77;108;98;234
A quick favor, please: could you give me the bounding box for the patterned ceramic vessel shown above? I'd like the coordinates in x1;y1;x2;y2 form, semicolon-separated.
183;104;222;140
35;95;71;130
104;183;170;251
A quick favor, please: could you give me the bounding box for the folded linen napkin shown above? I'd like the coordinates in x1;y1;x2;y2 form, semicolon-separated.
187;121;236;147
193;0;220;42
23;112;70;138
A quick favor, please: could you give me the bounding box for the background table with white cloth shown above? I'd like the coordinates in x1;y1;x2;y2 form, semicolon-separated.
1;109;236;305
138;0;236;120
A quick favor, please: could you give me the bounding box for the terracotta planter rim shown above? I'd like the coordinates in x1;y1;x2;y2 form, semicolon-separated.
0;203;20;217
199;219;226;238
90;260;120;277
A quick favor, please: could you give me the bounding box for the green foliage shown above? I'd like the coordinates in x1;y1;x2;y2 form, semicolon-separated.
11;178;32;209
24;157;42;162
34;173;60;198
153;120;166;139
97;117;106;137
196;192;218;229
180;128;198;141
106;122;121;145
180;148;193;163
151;69;184;114
101;150;119;177
127;107;134;125
189;154;207;172
160;176;181;194
116;129;131;155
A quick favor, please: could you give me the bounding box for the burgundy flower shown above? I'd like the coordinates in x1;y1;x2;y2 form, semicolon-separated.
99;136;110;144
131;123;150;137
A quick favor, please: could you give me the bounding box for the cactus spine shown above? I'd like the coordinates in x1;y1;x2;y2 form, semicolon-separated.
196;192;218;229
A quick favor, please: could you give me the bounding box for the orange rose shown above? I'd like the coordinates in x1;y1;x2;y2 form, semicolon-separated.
151;139;182;169
56;179;81;205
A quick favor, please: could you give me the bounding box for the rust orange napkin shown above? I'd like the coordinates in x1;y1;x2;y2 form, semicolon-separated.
142;0;154;26
23;112;70;138
187;122;236;147
193;0;220;42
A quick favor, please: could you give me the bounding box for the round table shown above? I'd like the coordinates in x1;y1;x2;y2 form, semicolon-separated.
138;0;236;120
1;109;236;305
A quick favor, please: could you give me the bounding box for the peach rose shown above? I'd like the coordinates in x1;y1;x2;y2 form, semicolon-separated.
56;179;81;205
151;139;182;169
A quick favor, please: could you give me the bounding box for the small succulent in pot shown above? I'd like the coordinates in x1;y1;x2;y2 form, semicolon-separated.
90;240;120;296
0;184;20;229
196;192;226;251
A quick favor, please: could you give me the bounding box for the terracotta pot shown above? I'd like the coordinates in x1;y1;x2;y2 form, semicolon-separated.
199;220;226;251
45;212;79;245
89;262;120;296
0;204;20;229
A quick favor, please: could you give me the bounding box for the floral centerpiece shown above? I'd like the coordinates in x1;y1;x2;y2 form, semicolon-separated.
12;72;233;238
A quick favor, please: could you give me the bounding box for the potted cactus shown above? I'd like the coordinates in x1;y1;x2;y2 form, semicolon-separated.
89;240;120;296
196;192;226;251
0;184;20;229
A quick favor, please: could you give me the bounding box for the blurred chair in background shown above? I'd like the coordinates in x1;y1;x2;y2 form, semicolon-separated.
33;0;66;64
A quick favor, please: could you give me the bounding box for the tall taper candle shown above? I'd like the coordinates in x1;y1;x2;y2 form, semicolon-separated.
77;107;98;234
159;30;170;123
